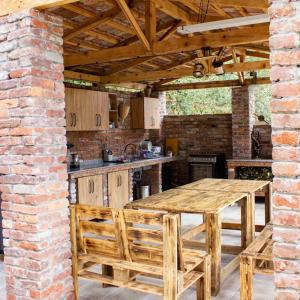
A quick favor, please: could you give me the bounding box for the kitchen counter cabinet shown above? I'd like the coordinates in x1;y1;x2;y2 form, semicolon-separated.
77;174;103;206
108;170;129;209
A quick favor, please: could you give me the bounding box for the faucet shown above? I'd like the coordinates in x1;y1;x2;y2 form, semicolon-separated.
123;143;138;160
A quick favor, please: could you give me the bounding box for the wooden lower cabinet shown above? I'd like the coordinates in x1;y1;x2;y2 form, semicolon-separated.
77;175;103;206
108;170;129;209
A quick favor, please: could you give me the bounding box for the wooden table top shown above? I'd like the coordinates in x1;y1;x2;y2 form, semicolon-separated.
126;188;248;214
177;178;270;194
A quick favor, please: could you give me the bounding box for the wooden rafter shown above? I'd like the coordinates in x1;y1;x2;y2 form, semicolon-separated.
145;0;157;49
154;77;271;91
64;6;119;41
116;0;151;51
245;50;269;59
0;0;78;16
63;3;95;18
64;60;270;84
159;20;183;41
204;0;267;10
64;25;269;66
106;20;135;35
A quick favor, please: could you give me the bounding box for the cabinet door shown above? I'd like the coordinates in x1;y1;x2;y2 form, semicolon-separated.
108;170;129;209
90;92;109;130
65;88;82;131
77;175;103;206
131;97;144;129
144;97;160;129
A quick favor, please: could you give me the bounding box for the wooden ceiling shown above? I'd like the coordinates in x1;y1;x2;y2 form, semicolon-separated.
4;0;271;89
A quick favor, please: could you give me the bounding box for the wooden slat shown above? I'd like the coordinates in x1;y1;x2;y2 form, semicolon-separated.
124;210;164;226
64;25;269;66
182;224;206;240
80;220;115;237
130;243;163;263
128;227;163;243
84;238;119;257
76;205;113;220
116;0;151;51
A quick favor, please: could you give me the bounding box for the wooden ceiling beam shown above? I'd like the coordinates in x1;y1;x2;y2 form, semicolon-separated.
154;77;271;91
232;48;244;85
64;60;270;84
145;0;157;49
106;20;135;35
63;3;96;18
65;25;269;66
245;50;269;59
64;6;119;41
159;20;183;41
116;0;151;51
0;0;79;16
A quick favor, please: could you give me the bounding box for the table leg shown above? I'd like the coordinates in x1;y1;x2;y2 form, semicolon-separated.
241;194;255;249
264;182;273;225
205;213;221;296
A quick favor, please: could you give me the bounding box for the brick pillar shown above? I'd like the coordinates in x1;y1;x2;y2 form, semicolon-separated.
0;9;73;299
231;86;255;159
270;1;300;299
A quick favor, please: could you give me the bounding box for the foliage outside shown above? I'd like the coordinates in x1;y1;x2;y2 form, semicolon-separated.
166;67;271;123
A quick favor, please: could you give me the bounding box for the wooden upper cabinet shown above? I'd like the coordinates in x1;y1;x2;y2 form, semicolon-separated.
131;97;161;129
65;88;109;131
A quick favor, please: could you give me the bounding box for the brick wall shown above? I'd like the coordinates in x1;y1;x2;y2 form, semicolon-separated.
0;9;72;299
232;86;256;159
270;1;300;299
161;114;233;185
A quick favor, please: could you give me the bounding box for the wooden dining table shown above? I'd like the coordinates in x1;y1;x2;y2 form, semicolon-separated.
177;178;272;232
126;188;255;296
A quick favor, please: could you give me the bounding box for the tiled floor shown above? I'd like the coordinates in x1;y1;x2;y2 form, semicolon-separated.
0;203;274;299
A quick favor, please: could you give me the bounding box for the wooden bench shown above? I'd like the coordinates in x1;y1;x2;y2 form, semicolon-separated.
70;204;211;300
240;224;273;300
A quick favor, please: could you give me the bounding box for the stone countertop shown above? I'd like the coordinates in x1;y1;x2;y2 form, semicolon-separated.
227;159;273;163
68;156;180;179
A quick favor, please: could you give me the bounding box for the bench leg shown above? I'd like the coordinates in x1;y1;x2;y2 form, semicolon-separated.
265;182;273;225
196;255;211;300
240;255;253;300
241;194;255;249
205;213;221;296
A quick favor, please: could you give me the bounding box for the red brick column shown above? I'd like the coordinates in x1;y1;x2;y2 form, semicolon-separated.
270;1;300;299
0;9;73;299
232;86;255;159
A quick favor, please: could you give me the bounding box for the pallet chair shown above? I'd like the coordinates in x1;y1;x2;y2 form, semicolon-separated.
70;204;211;300
240;224;273;300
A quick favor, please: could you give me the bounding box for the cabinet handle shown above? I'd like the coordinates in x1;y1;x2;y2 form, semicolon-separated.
96;114;98;127
70;113;74;127
117;175;121;187
88;180;92;194
92;179;94;193
98;114;101;127
74;113;77;127
119;175;122;187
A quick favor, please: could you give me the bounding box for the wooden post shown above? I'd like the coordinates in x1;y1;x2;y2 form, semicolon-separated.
240;255;253;300
265;182;273;224
163;214;179;300
241;194;255;249
205;213;221;296
70;206;79;300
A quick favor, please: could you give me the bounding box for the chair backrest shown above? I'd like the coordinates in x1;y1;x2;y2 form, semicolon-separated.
71;204;185;270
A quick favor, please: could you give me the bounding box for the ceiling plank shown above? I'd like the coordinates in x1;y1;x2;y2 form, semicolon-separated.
154;77;270;91
106;20;135;35
208;0;268;10
63;3;96;18
0;0;78;16
64;6;119;41
64;60;270;84
145;0;157;49
155;0;197;23
116;0;151;51
64;25;269;67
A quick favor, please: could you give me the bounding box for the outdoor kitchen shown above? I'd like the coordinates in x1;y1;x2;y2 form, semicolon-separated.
0;1;299;300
